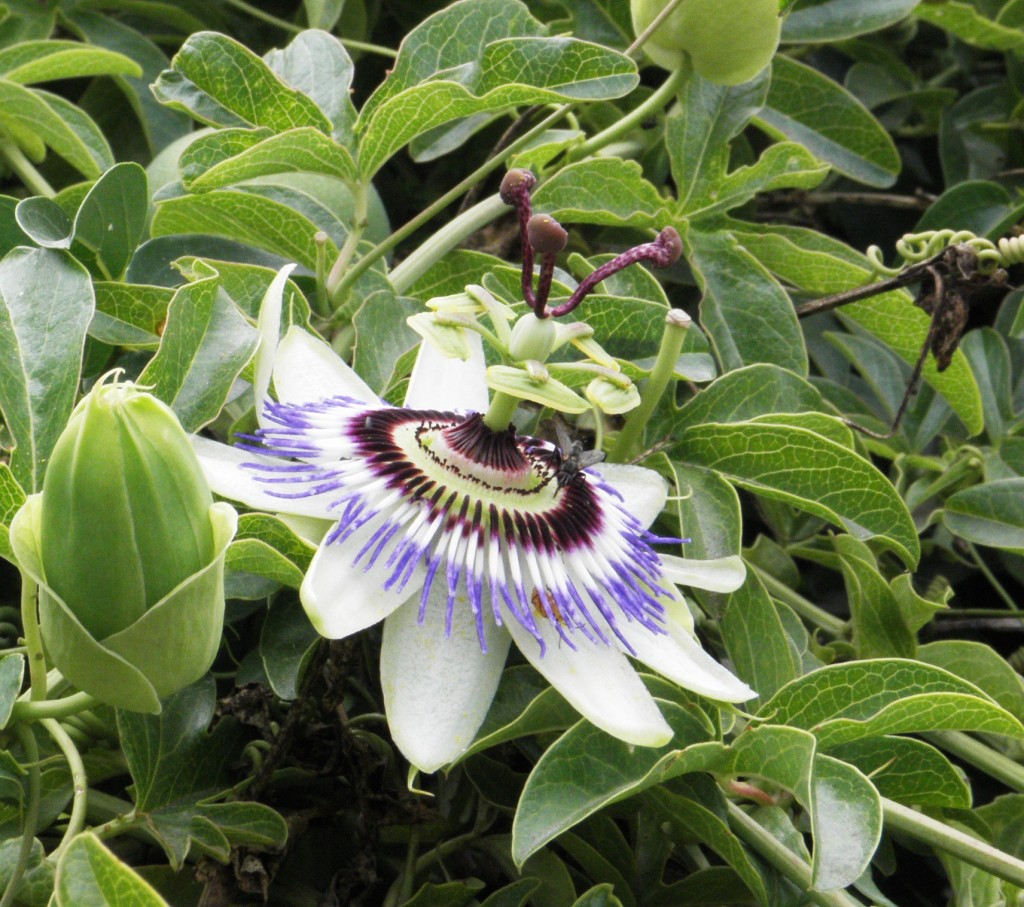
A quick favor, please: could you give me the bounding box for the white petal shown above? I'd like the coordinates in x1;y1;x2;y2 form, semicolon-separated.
404;330;488;412
274;326;378;405
622;592;756;703
660;553;746;593
591;463;668;529
300;514;426;639
503;609;672;747
192;436;338;519
254;264;297;419
381;590;510;773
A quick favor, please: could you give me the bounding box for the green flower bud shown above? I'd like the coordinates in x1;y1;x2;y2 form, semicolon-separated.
10;372;236;713
509;312;557;362
631;0;781;85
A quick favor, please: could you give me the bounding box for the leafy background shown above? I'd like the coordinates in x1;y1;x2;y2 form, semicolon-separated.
0;0;1024;904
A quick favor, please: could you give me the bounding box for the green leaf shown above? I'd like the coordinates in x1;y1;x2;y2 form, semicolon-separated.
154;32;332;133
531;158;671;228
263;29;357;144
688;229;808;375
915;1;1024;50
138;268;259;432
90;282;173;348
0;837;53;907
151;189;340;270
667;70;770;214
828;736;971;808
672;363;825;433
352;290;420;395
181;126;358;190
919;641;1024;721
62;10;191;157
0;463;26;564
15;195;72;248
0;40;140;84
961;328;1013;440
511;701;714;863
71;162;148;280
758;659;1024;747
117;676;241;812
228;512;316;591
685;142;830;221
834;535;915;659
0;654;23;728
757;55;900;187
943;478;1024;552
356;37;637;178
679;420;920;566
782;0;920;41
0;82;112;178
55;833;168;906
721;572;800;703
260;598;320;700
645;781;767;906
659;458;742;560
915;180;1024;239
0;247;94;491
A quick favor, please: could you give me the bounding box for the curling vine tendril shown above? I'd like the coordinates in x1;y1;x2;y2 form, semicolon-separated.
867;229;1024;278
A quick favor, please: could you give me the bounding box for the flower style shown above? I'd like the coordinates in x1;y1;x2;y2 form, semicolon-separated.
196;271;754;772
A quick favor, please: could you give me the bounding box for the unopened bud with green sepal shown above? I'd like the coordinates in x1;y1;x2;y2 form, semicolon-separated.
10;372;236;713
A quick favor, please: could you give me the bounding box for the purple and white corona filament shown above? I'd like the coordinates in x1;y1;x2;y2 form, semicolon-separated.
246;397;680;656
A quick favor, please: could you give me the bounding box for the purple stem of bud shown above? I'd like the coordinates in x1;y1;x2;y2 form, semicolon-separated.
500;169;538;309
546;227;683;318
527;214;568;316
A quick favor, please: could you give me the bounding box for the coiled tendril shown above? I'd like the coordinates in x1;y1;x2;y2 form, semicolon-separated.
868;229;1024;278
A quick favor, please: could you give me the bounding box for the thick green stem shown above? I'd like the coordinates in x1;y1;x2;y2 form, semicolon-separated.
333;106;571;301
0;137;54;198
10;691;99;723
609;310;689;463
43;718;87;863
726;802;867;907
0;724;40;907
326;181;370;307
568;67;689;163
925;731;1024;792
390;195;508;296
19;572;47;702
883;797;1024;887
750;564;850;639
483;391;520;432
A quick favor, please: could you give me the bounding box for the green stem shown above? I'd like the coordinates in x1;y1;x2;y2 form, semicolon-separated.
313;231;331;319
334;105;572;301
925;731;1024;792
0;724;40;907
883;797;1024;887
389;195;508;297
965;541;1018;611
42;718;88;863
18;572;47;702
568;67;689;163
726;802;867;907
326;181;370;307
483;391;520;432
750;564;849;639
609;310;689;463
0;137;54;197
10;691;99;723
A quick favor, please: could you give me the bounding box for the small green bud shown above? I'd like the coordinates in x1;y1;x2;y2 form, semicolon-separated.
586;376;641;415
631;0;781;85
509;313;557;362
10;372;236;713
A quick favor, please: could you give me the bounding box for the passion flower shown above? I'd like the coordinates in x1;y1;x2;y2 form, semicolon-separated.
631;0;782;85
10;373;236;713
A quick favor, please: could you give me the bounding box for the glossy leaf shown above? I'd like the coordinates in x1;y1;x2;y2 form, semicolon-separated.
71;162;149;280
0;248;94;491
757;55;900;187
0;40;140;84
679;420;920;566
139;268;259;431
943;478;1024;551
0;464;26;564
782;0;919;41
915;1;1024;51
55;833;167;907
